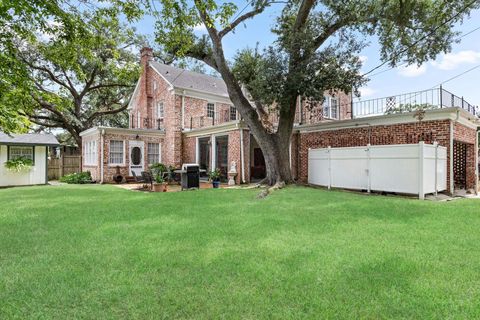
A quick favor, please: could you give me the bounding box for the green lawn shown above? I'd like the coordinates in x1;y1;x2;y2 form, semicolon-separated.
1;185;480;319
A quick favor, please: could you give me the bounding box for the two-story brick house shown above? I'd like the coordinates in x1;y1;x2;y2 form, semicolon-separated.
81;47;479;194
80;47;351;184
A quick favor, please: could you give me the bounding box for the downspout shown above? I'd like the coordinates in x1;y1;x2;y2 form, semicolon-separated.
100;129;105;184
449;110;459;194
240;128;246;183
181;90;185;130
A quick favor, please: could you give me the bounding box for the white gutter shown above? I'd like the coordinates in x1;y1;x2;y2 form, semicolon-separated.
100;129;105;184
240;129;246;183
449;110;460;194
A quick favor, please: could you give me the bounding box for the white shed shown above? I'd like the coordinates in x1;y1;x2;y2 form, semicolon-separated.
0;132;59;187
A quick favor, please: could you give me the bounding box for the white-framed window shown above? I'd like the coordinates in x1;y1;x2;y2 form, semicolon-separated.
147;143;161;164
109;140;124;165
156;101;164;119
230;106;237;121
9;146;34;162
323;96;339;119
83;141;97;165
153;80;157;91
207;103;215;118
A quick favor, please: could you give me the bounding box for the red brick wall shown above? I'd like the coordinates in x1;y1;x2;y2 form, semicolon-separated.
297;120;452;185
83;131;164;183
182;136;196;164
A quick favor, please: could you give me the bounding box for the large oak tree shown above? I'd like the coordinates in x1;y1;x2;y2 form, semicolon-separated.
143;0;479;186
2;8;142;147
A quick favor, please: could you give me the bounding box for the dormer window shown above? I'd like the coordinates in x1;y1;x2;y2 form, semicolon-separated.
156;101;164;119
207;103;215;118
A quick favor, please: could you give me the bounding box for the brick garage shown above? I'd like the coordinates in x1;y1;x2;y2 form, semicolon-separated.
295;108;478;193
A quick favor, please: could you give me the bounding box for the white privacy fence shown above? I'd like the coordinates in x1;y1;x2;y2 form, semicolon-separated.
308;142;447;199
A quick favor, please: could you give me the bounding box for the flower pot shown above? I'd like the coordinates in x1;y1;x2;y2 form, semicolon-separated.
152;183;163;192
162;183;168;192
212;180;220;188
113;175;123;184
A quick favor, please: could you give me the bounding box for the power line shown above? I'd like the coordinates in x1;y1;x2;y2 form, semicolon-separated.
434;63;480;87
366;24;480;78
362;0;480;77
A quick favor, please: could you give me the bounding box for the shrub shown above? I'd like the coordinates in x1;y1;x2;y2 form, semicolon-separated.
4;157;34;172
60;171;92;184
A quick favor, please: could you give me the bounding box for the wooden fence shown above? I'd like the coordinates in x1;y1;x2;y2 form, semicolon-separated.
48;155;81;180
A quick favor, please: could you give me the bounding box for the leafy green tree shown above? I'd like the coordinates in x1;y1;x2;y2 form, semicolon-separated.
1;8;142;147
146;0;479;185
0;0;79;133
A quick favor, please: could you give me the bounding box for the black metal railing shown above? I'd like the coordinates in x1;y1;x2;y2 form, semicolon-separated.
189;109;239;130
130;115;165;130
353;87;479;118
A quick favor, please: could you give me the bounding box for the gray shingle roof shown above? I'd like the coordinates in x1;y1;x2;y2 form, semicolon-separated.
0;132;60;146
149;61;229;98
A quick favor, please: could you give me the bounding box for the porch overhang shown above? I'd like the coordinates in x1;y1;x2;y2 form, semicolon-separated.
80;126;165;138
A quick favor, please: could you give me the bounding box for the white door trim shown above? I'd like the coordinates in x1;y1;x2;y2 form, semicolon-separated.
129;140;144;176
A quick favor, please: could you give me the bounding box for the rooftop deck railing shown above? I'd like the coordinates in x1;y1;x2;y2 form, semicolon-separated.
188;109;239;130
130;115;165;130
353;87;478;118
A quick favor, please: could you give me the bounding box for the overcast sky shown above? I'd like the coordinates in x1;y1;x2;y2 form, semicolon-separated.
131;2;480;106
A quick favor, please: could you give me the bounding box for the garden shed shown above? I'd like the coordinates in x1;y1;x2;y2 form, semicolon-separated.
0;132;59;187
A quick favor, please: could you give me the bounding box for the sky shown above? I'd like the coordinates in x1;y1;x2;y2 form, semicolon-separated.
131;2;480;106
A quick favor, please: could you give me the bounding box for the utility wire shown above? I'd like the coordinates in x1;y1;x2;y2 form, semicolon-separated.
362;0;480;77
367;24;480;78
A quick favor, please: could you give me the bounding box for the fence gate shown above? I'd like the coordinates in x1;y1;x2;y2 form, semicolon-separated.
453;141;467;189
48;155;81;180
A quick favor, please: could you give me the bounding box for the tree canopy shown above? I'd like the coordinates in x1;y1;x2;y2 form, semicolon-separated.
146;0;479;185
1;6;142;145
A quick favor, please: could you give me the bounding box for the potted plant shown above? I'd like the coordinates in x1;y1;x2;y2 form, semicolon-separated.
208;168;221;188
150;163;168;192
4;157;34;172
152;174;167;192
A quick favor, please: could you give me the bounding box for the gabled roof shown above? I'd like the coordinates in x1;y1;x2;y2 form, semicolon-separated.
0;132;59;146
149;61;229;98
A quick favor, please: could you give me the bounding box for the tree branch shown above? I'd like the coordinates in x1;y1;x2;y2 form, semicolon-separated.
218;6;267;38
86;99;129;123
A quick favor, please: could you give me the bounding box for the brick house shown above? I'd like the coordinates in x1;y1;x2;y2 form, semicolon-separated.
81;47;479;193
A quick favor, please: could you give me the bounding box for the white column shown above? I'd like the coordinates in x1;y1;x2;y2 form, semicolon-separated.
418;141;425;200
327;146;331;190
366;143;371;193
211;135;216;170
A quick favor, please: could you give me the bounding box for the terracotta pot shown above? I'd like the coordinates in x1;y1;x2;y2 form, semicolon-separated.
152;183;163;192
162;183;168;192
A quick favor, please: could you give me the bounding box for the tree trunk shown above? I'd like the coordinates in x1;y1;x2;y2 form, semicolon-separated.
260;135;293;185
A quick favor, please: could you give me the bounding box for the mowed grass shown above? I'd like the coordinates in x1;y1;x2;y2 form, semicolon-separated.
1;185;480;319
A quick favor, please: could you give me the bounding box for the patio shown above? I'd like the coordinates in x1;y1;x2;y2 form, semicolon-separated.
113;181;228;192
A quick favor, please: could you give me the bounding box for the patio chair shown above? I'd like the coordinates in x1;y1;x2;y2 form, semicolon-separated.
141;171;153;190
132;171;144;183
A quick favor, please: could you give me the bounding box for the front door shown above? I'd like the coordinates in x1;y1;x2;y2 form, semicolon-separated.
129;140;144;176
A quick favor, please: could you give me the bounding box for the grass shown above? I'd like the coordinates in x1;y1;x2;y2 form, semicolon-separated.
1;185;480;319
